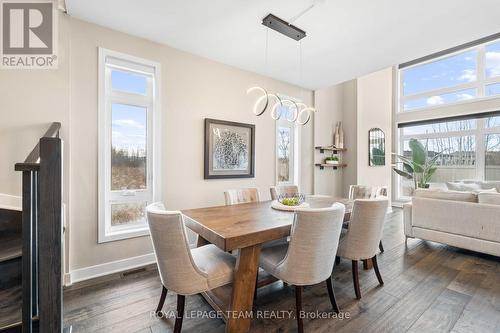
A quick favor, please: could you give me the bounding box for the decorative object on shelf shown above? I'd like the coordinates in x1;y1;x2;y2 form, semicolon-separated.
369;128;386;166
315;146;347;170
334;123;339;148
247;9;319;126
325;155;339;165
392;138;439;189
338;121;344;149
204;118;255;179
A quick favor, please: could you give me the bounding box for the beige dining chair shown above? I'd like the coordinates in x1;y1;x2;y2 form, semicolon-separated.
336;198;388;299
224;188;260;205
270;185;299;200
348;185;388;253
258;203;346;333
147;203;236;333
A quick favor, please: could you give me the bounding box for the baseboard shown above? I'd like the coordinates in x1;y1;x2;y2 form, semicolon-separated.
0;194;21;211
68;252;157;285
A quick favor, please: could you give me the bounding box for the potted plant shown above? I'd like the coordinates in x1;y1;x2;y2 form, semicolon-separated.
392;138;440;190
325;155;339;165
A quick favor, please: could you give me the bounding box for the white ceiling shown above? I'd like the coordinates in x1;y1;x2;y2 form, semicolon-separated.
66;0;500;90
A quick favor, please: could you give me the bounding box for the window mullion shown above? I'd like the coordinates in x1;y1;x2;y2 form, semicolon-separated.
477;45;486;98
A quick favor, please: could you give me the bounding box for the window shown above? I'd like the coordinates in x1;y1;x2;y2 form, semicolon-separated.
98;48;161;243
399;39;500;112
396;116;500;199
276;103;299;185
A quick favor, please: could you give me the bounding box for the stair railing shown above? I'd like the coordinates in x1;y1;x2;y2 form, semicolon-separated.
15;122;62;333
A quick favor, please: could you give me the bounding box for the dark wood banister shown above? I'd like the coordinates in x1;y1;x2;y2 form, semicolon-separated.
15;122;61;171
15;121;63;333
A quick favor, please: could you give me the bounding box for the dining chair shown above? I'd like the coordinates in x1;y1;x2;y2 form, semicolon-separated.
270;185;299;200
336;198;388;299
258;203;346;333
146;203;236;333
348;185;388;253
224;188;260;205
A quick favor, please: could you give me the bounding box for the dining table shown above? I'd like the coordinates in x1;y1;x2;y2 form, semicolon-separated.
181;195;352;333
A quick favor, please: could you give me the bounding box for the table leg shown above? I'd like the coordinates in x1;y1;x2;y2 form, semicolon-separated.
226;244;261;333
363;258;373;270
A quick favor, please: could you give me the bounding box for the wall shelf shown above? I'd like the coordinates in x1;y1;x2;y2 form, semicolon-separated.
315;146;347;154
315;163;347;170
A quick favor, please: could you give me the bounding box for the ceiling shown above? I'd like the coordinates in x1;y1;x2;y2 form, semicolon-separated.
66;0;500;90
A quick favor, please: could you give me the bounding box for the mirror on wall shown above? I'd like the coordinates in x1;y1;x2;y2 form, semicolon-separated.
369;128;385;166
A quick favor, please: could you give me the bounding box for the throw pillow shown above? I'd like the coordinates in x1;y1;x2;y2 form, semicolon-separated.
446;182;482;192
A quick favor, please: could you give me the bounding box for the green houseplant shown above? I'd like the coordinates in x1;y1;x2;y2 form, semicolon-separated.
393;138;440;189
325;155;339;165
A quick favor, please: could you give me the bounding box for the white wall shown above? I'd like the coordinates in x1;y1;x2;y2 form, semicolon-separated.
0;14;314;276
313;70;393;198
356;68;394;201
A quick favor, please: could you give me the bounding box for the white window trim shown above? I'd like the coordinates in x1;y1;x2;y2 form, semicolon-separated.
98;48;162;243
399;39;500;113
274;93;301;187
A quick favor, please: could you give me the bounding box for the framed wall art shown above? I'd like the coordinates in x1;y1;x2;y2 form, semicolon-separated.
204;118;255;179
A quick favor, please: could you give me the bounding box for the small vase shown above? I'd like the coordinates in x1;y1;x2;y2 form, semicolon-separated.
338;122;344;149
334;123;339;148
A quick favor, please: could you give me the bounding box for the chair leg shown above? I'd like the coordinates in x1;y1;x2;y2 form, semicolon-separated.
295;286;304;333
362;259;368;270
372;255;384;285
173;294;185;333
379;240;385;253
335;256;341;265
352;260;361;299
325;277;340;313
156;286;168;314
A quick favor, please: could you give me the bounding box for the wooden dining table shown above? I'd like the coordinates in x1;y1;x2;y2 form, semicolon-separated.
181;196;352;333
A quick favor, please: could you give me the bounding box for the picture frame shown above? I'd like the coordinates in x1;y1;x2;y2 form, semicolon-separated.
204;118;255;179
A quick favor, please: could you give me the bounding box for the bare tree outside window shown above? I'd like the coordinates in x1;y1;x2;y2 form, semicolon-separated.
278;127;290;182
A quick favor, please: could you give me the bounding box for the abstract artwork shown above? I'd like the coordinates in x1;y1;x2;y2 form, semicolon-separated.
204;119;255;179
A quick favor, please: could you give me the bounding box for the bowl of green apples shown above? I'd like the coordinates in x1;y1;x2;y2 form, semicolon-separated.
278;193;306;206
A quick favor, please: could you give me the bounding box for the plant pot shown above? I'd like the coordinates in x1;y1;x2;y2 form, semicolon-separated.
325;160;339;165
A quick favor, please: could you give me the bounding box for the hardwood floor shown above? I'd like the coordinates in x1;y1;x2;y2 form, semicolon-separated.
63;209;500;333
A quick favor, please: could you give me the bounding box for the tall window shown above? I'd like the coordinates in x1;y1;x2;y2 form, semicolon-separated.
98;48;161;243
399;40;500;112
396;37;500;201
276;103;299;185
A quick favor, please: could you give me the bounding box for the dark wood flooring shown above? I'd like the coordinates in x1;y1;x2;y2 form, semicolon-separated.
59;209;499;332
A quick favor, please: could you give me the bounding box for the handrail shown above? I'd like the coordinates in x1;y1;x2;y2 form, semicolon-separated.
15;122;61;171
15;122;63;333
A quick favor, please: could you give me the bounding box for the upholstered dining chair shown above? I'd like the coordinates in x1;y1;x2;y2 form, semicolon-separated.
146;203;236;333
336;198;388;299
270;185;299;200
348;185;388;253
224;188;260;205
258;203;346;333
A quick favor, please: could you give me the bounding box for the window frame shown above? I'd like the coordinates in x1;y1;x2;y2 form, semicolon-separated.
398;39;500;113
98;48;162;243
275;96;300;187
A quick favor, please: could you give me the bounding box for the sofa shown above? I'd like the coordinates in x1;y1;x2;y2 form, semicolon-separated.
403;184;500;257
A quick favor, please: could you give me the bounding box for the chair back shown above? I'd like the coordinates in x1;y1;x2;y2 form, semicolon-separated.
224;188;260;205
349;185;388;200
270;185;299;200
341;198;388;260
275;203;345;285
146;203;208;294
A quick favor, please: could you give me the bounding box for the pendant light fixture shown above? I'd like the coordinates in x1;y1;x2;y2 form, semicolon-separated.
247;7;318;125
